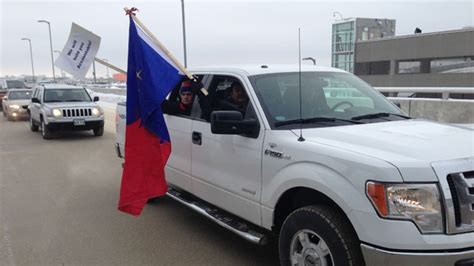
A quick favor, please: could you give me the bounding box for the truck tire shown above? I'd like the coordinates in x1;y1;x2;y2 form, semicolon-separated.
93;126;104;136
41;119;53;139
29;115;39;131
279;205;364;266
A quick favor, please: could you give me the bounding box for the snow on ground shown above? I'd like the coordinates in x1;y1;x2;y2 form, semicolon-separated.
87;91;125;111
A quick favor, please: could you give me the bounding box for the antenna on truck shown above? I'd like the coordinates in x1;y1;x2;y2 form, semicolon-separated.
297;28;305;142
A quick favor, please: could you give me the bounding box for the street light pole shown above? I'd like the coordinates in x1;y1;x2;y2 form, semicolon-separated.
53;50;65;78
180;0;188;67
302;57;316;65
21;38;35;82
103;58;110;83
38;20;56;81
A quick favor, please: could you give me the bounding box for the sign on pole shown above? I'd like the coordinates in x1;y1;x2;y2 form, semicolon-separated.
55;23;101;80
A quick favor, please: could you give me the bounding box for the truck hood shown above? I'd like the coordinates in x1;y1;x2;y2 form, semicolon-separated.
297;119;474;182
43;102;99;108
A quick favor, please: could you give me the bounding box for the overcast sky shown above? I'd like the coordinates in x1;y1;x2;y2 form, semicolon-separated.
1;0;473;78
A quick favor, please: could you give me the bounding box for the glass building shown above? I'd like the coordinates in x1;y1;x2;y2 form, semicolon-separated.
332;18;396;73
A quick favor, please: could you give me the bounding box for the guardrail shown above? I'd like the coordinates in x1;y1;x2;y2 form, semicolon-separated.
375;87;474;100
375;87;474;124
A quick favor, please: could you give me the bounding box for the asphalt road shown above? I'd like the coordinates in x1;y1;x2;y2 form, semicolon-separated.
0;108;278;265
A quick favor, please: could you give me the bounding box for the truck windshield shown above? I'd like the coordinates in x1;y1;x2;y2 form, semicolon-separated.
249;72;406;129
43;89;92;103
8;90;32;100
6;80;26;89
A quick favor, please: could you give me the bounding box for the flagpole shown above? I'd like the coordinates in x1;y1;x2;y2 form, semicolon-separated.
94;58;127;74
124;7;208;96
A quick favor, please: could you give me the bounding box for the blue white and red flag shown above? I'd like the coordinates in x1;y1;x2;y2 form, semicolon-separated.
118;16;184;216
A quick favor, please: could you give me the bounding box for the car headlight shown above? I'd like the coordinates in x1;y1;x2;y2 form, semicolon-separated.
9;104;20;110
91;107;103;117
52;108;62;118
366;182;443;233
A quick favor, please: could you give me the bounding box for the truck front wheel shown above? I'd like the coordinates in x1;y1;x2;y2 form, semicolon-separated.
279;205;364;266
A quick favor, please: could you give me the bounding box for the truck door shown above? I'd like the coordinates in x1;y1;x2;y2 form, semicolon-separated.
164;75;207;193
190;75;264;226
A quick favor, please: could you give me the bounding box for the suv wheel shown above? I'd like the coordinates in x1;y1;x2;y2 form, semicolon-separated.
29;115;39;131
279;205;364;266
41;119;53;139
93;126;104;136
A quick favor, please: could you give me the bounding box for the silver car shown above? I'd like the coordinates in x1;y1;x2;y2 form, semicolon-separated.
2;89;32;121
29;84;104;139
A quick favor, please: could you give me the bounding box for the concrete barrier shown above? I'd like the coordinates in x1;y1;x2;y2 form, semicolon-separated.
90;88;126;96
390;98;474;124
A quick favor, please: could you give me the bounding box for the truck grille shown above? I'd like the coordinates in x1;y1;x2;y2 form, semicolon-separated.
62;108;92;117
433;159;474;234
447;172;474;228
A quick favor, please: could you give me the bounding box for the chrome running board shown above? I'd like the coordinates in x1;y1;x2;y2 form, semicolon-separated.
166;188;268;245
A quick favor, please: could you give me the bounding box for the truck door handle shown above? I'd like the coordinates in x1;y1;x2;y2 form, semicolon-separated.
192;131;202;145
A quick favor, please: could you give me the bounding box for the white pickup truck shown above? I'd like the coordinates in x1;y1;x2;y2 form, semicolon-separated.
115;65;474;266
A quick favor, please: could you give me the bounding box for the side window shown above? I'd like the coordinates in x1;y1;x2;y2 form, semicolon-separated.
32;88;38;99
162;75;205;119
38;89;43;102
192;75;260;126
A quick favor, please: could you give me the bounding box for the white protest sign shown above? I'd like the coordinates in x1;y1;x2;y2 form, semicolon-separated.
55;23;100;79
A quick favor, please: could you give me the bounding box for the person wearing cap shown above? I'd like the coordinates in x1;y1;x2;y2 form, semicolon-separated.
161;78;211;119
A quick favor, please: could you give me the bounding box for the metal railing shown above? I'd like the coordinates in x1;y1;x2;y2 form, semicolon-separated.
375;87;474;100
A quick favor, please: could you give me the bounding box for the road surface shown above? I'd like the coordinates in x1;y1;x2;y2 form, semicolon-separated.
0;107;278;265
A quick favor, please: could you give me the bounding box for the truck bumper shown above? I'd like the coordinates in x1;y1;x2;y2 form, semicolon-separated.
362;243;474;266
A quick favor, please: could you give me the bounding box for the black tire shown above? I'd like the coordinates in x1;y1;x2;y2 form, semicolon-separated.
93;126;104;136
41;119;53;139
29;115;39;131
279;205;364;266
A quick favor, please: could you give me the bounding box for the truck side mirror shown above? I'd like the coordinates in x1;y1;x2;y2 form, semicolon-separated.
211;110;259;138
93;96;100;102
31;97;40;104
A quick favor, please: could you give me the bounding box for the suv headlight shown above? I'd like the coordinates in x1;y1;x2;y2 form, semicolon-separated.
9;104;20;110
91;107;103;117
366;182;443;233
52;108;62;118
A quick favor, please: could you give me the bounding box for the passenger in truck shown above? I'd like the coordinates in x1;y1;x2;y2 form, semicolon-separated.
161;78;211;119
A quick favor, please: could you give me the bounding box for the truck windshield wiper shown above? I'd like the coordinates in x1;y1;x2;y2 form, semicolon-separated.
65;99;84;102
274;117;363;127
351;112;410;121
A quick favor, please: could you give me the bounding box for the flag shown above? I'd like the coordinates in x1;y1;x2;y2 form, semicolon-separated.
118;16;185;216
54;23;101;80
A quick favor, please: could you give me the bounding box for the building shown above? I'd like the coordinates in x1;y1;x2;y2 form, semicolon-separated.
354;28;474;87
331;17;396;73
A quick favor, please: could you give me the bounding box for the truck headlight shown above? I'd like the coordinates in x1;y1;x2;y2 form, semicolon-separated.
91;107;103;117
366;182;443;233
9;104;20;110
52;108;62;118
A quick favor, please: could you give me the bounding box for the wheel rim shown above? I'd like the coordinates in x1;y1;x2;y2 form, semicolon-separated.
41;120;45;136
290;229;333;266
